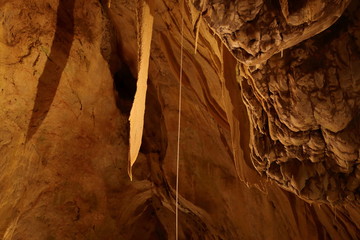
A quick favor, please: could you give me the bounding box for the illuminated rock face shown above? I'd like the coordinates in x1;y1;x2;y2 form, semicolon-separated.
0;0;359;239
240;4;360;203
192;0;351;65
192;0;360;204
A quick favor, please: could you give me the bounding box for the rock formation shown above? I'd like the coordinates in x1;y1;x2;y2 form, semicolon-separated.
192;0;351;65
193;0;360;204
0;0;359;239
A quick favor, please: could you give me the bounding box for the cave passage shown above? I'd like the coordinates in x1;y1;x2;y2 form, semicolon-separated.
113;63;137;116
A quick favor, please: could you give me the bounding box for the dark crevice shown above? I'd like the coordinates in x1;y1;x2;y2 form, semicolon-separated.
98;4;168;237
98;0;136;117
288;0;307;14
113;63;137;115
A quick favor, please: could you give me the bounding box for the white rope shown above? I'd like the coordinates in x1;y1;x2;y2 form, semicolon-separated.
176;4;184;240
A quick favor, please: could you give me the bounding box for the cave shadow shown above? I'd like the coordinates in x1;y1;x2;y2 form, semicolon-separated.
26;0;75;141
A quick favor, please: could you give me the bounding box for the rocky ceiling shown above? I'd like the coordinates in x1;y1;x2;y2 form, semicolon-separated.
193;0;360;204
0;0;359;239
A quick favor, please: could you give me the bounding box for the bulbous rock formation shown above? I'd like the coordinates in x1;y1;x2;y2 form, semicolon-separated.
191;0;360;204
192;0;351;65
240;2;360;203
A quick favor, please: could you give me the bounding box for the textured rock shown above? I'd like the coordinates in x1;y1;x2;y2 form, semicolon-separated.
238;0;360;204
0;0;359;239
192;0;351;65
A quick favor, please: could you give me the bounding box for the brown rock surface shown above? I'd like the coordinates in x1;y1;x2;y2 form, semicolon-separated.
0;0;359;240
192;0;351;65
238;0;360;204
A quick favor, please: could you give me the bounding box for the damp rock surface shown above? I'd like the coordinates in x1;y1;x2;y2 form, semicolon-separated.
0;0;359;239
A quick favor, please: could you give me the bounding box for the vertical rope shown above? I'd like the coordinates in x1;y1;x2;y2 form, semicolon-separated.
176;2;184;240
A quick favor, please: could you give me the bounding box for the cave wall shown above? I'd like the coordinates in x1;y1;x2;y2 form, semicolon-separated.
239;0;360;204
0;0;359;239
